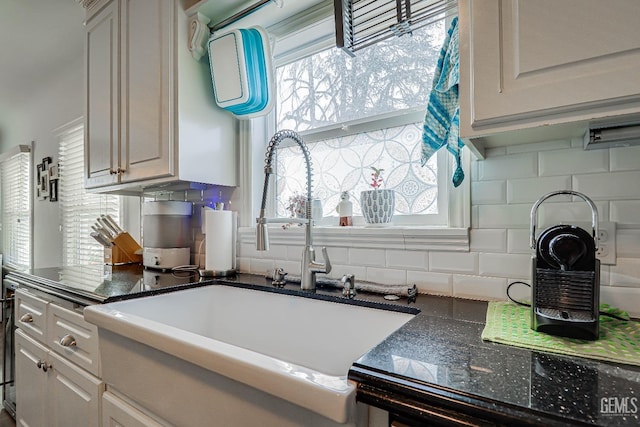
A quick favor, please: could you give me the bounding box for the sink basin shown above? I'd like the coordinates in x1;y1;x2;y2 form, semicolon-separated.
84;283;415;425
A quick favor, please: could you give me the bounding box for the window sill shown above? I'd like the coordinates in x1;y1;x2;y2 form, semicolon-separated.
238;225;469;252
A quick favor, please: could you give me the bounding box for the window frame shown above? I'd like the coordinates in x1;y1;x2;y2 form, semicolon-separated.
57;118;122;266
237;7;469;251
0;144;32;270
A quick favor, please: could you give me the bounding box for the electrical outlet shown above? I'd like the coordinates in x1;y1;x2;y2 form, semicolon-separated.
596;221;616;265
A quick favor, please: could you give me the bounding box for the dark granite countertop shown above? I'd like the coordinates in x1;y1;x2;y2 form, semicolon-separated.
7;267;639;425
349;294;640;426
5;264;212;305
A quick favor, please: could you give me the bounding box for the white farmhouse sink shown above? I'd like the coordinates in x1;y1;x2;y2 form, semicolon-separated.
84;284;415;426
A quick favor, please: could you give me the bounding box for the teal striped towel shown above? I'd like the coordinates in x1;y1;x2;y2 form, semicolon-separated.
421;17;464;187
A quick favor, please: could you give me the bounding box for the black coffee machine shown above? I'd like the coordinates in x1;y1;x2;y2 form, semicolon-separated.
530;190;600;340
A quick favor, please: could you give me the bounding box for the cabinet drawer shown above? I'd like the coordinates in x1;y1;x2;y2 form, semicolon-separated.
48;303;101;377
103;391;166;427
16;288;48;344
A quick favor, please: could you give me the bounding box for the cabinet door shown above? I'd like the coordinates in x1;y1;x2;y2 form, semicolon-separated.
48;351;103;427
15;330;48;427
461;0;640;136
119;0;174;183
85;0;120;188
102;391;166;427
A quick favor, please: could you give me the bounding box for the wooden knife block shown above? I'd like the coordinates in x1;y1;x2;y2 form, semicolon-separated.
103;232;143;265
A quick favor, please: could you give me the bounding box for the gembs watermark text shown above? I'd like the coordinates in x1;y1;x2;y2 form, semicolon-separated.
601;397;639;416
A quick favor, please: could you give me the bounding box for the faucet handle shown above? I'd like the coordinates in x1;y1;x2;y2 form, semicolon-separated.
320;247;331;274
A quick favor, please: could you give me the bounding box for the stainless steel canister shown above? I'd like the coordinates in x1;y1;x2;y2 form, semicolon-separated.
142;201;192;248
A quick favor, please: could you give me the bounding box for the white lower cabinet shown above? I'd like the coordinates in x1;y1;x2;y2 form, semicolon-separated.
102;391;167;427
14;288;103;427
16;330;102;427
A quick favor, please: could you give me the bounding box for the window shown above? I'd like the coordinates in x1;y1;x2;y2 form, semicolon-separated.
0;146;31;270
58;120;120;266
272;15;453;225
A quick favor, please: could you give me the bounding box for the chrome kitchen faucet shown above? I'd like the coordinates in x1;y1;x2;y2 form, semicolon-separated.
256;129;331;290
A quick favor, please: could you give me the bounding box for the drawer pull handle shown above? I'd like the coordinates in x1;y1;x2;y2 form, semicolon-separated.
19;313;33;323
59;334;77;347
36;360;52;372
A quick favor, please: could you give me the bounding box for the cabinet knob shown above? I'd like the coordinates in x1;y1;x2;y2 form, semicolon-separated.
36;360;52;372
59;334;77;347
116;167;126;175
109;169;117;175
19;313;33;323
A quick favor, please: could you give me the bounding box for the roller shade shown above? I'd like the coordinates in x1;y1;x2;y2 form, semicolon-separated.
334;0;457;54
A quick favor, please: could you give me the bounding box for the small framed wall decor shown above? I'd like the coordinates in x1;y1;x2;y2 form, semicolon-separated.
36;157;59;202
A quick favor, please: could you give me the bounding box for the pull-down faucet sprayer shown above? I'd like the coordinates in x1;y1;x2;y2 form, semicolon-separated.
256;130;331;290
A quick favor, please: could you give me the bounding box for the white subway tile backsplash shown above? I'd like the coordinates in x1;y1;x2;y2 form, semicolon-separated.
365;267;407;285
573;171;640;200
508;229;532;254
326;247;350;263
249;258;275;275
478;152;537;181
407;271;452;296
453;275;507;300
245;142;640;303
471;181;506;204
600;266;610;287
477;204;531;228
600;286;640;318
237;257;250;273
539;148;608;176
611;201;640;225
609;258;640;288
429;252;478;274
386;250;428;270
276;260;302;277
267;245;289;261
326;264;367;281
506;176;571;204
610;145;640;171
286;245;304;261
506;139;571;154
349;248;386;266
239;243;262;259
537;201;609;227
617;229;640;258
470;229;507;253
479;253;530;279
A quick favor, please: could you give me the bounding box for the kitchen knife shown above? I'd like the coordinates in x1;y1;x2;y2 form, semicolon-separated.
92;225;113;241
97;217;119;238
103;214;125;235
90;232;112;247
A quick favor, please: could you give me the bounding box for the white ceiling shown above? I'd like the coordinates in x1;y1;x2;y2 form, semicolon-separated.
0;0;85;115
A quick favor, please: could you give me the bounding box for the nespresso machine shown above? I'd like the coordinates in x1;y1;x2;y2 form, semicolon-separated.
530;190;600;340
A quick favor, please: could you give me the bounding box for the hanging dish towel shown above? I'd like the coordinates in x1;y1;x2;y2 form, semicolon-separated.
421;17;464;187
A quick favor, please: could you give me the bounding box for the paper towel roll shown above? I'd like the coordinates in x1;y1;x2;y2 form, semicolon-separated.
205;209;234;272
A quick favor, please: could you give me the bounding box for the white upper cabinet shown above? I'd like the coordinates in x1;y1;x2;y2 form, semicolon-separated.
459;0;640;157
84;0;237;192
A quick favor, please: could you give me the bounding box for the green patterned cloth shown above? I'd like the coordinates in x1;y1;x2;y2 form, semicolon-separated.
481;302;640;367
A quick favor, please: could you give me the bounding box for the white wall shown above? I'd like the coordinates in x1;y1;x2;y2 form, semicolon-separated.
237;139;640;317
1;54;84;268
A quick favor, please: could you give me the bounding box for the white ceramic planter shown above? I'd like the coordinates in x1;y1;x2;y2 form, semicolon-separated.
360;189;395;224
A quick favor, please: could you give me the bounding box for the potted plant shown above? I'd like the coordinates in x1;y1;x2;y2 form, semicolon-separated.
360;167;395;224
286;192;307;218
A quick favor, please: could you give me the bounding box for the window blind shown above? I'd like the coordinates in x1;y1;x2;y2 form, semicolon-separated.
335;0;457;54
58;123;120;266
0;147;31;270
